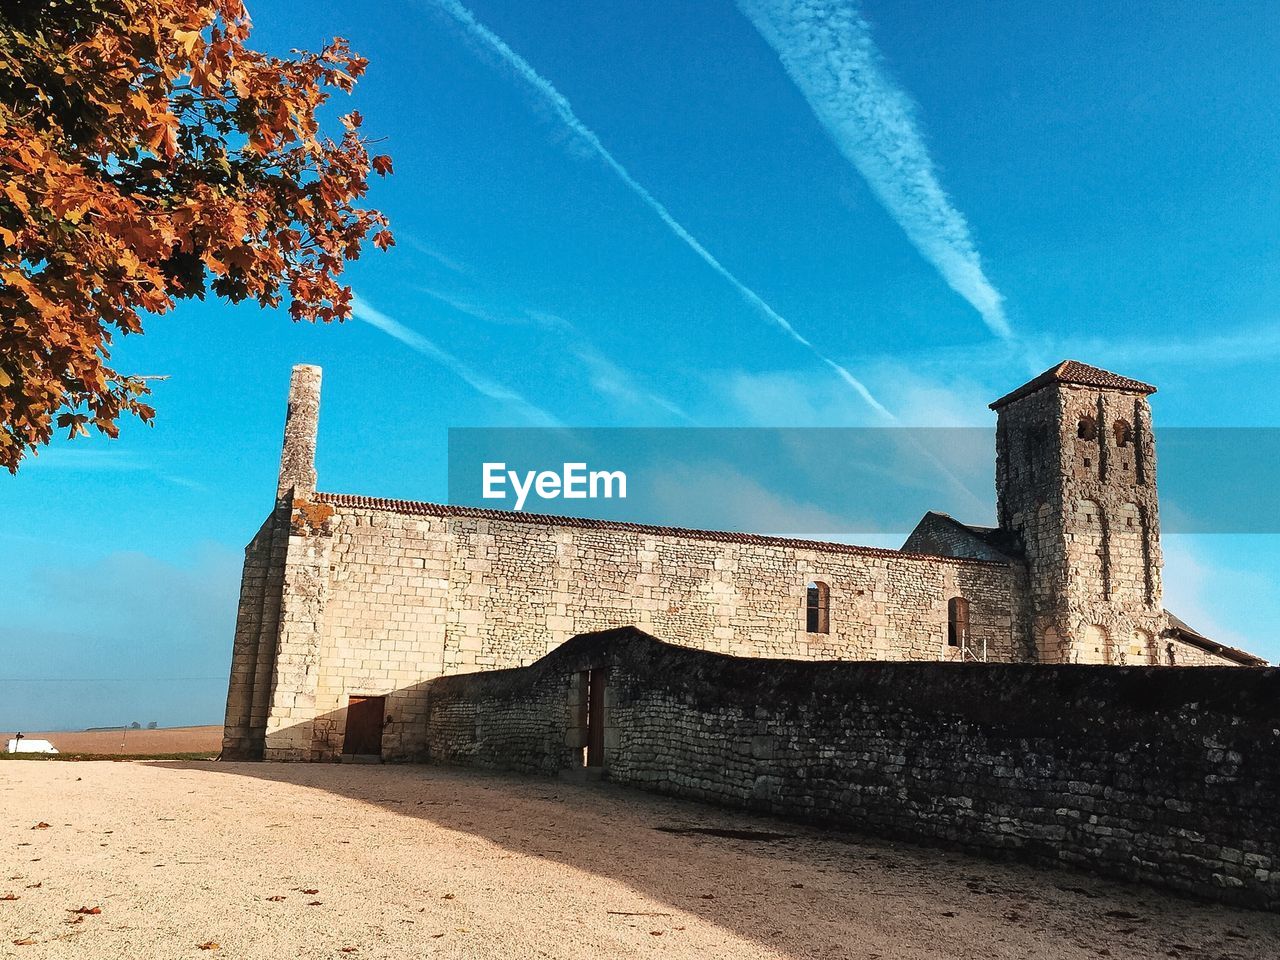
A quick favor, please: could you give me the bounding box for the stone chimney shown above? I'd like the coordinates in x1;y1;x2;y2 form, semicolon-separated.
276;364;322;502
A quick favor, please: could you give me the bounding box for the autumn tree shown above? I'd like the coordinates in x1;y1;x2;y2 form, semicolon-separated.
0;0;393;471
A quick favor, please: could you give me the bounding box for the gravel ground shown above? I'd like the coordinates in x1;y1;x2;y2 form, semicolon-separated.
2;761;1277;959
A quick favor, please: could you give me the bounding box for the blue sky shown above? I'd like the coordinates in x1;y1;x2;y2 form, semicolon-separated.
3;0;1279;729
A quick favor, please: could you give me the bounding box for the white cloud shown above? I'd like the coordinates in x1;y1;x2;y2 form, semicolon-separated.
425;0;892;420
646;461;865;537
570;344;694;423
408;289;692;422
397;231;470;273
21;448;149;472
352;295;563;427
1160;535;1263;653
738;0;1011;341
705;362;998;519
1042;322;1280;370
712;360;994;428
19;447;207;492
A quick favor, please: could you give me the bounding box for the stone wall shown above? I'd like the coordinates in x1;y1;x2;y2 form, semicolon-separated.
901;512;1012;563
995;380;1165;664
421;627;1280;912
1166;635;1240;667
223;362;1262;765
274;495;1019;760
221;508;289;759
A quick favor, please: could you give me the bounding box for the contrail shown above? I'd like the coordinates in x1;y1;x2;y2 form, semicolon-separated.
738;0;1012;341
571;342;696;424
425;0;893;421
352;296;564;427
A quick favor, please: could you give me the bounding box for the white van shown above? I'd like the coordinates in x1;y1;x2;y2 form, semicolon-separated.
6;738;59;754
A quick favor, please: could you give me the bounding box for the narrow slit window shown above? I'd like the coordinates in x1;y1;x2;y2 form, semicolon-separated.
805;581;830;634
947;596;970;648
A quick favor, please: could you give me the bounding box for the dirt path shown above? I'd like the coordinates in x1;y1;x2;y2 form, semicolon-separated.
2;762;1276;959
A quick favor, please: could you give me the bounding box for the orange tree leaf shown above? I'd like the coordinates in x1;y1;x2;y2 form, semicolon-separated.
0;0;394;472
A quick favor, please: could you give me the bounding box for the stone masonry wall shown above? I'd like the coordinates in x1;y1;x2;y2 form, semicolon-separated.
221;508;288;759
292;497;1020;760
422;627;1280;912
901;513;1011;563
995;382;1165;664
1166;636;1239;667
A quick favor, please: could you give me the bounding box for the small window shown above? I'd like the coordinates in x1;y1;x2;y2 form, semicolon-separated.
1113;419;1133;448
805;581;830;634
947;596;970;648
1077;415;1097;441
1023;424;1045;473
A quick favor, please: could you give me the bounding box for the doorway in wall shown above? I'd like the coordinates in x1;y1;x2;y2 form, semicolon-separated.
584;668;606;768
342;695;385;757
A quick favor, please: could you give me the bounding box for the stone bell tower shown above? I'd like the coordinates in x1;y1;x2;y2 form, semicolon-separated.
991;361;1164;664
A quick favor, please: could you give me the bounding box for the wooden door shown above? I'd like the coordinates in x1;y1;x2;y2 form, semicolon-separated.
585;668;606;768
343;695;385;756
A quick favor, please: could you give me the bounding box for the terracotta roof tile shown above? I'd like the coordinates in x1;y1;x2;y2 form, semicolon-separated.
1164;610;1268;666
313;492;1006;566
990;360;1157;410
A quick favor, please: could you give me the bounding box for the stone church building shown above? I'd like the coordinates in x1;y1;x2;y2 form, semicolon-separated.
221;361;1266;761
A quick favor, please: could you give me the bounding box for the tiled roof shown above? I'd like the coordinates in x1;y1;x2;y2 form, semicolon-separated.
313;492;1007;566
1164;611;1268;666
990;360;1157;410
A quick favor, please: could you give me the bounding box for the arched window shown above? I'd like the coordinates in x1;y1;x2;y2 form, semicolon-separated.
1081;624;1112;664
1113;418;1133;447
947;596;969;647
805;581;830;634
1130;629;1154;665
1077;415;1097;441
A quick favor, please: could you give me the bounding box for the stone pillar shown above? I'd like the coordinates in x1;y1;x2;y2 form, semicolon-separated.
277;364;322;502
261;364;331;761
223;364;330;760
222;364;322;760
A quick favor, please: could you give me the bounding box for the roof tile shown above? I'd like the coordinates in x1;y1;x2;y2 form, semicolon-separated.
990;360;1156;410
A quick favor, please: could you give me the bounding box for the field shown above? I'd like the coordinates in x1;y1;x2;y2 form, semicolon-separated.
2;761;1278;959
3;725;221;758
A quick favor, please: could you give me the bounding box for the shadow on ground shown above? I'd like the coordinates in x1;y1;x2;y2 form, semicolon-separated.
156;760;1280;960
